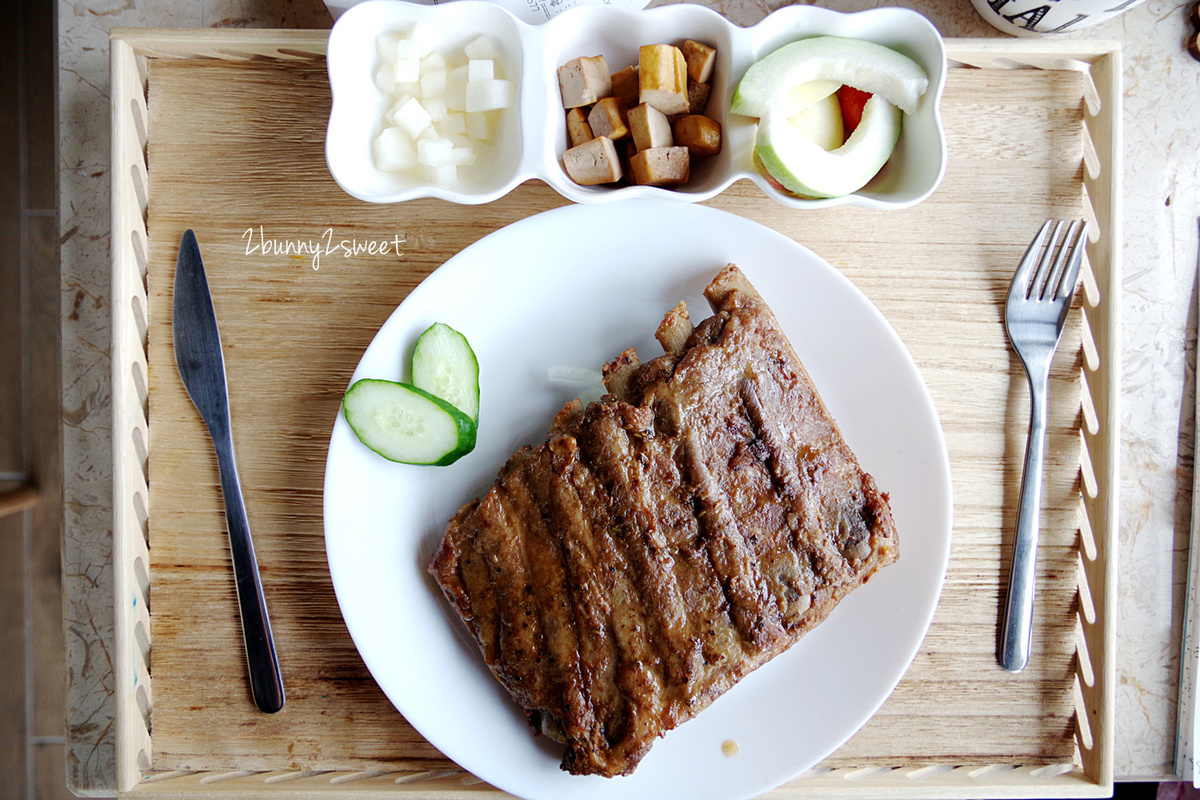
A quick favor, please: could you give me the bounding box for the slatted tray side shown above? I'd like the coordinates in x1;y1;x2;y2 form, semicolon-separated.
121;769;1107;799
109;31;1120;799
110;28;330;61
111;33;154;795
1071;42;1119;795
1074;43;1120;795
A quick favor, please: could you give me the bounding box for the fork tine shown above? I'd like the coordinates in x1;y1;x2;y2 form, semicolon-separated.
1050;220;1087;301
1042;220;1073;299
1039;219;1082;300
1011;220;1055;300
1031;220;1066;300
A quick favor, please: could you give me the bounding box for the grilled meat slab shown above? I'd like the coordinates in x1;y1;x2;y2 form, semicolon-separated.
429;264;899;777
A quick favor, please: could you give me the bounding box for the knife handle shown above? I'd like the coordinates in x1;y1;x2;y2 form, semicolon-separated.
215;437;286;713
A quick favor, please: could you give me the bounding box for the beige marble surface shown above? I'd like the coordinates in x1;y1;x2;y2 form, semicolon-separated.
57;0;1200;792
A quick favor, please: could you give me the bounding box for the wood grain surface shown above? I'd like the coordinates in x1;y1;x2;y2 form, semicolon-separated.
144;56;1088;777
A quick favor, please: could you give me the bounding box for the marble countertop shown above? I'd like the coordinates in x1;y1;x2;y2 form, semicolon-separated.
57;0;1200;792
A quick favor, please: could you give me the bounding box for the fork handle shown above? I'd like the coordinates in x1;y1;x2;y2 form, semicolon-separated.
1000;370;1049;673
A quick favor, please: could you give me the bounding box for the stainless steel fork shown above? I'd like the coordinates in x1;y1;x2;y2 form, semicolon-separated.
999;219;1088;673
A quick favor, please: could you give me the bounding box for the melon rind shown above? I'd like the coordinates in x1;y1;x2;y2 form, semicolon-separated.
754;94;902;199
731;36;929;119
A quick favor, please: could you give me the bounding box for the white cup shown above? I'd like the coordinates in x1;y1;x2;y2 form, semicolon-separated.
968;0;1148;34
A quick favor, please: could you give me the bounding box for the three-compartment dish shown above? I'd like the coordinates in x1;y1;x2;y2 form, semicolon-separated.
325;0;947;208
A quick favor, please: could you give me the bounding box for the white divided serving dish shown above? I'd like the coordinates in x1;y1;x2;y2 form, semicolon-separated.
325;0;947;209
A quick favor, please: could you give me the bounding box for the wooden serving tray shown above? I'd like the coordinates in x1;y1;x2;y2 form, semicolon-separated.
109;29;1120;798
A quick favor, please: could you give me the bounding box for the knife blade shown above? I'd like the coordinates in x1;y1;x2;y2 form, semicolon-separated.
173;228;285;714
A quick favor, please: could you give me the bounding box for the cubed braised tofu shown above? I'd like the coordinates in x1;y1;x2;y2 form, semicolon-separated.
587;97;630;141
680;39;717;84
566;107;594;147
564;135;623;185
638;44;689;116
557;38;721;190
687;79;711;115
628;102;673;151
618;137;638;184
557;55;611;109
610;65;640;106
629;145;690;187
672;114;721;157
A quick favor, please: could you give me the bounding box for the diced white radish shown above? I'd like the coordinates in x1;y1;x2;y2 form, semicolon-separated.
443;132;474;148
386;93;414;118
465;111;494;140
391;96;432;137
373;127;417;172
393;56;420;85
424;163;458;185
417;136;455;166
395;38;421;60
463;35;499;61
440;53;467;72
446;134;485;164
467;59;495;82
385;89;410;105
372;26;510;187
440;112;467;135
421;51;446;74
548;365;605;385
465;79;513;112
423;96;448;122
374;65;395;93
547;365;606;403
376;33;401;64
421;68;447;98
446;65;469;111
407;23;438;59
450;146;477;166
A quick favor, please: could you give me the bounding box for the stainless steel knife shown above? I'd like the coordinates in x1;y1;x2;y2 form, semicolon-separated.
173;229;285;714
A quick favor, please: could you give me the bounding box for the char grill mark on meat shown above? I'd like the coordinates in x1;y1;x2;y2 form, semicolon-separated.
429;263;900;778
504;452;595;749
540;437;630;772
573;403;702;704
740;374;804;496
681;426;784;651
555;426;679;773
468;464;553;705
560;411;670;763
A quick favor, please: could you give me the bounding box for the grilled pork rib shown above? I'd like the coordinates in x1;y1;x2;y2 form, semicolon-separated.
429;264;899;777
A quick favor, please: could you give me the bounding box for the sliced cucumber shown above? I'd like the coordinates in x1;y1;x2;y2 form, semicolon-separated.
343;378;476;466
411;322;480;421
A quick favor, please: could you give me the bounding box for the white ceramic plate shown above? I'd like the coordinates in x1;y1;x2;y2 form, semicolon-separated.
325;1;947;209
323;201;953;800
